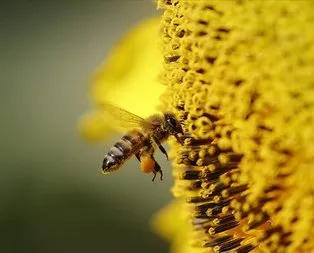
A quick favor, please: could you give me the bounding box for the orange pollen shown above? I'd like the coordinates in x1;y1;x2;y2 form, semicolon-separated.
140;156;155;174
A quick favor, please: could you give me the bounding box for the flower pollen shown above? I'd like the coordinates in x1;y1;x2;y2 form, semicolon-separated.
157;0;314;252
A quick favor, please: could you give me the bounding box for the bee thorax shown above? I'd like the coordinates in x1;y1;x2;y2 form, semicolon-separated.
152;131;170;143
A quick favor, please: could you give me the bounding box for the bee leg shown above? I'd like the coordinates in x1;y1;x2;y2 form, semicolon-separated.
153;139;169;160
152;160;163;181
152;172;157;182
159;169;163;181
135;153;141;161
135;152;145;173
175;134;184;145
159;145;169;160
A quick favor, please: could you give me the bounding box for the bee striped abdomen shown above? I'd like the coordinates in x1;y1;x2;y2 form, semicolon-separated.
102;130;145;173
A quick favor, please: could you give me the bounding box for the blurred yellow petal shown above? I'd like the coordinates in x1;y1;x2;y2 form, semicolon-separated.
78;112;114;142
152;200;199;253
152;200;186;241
91;16;165;118
80;16;165;142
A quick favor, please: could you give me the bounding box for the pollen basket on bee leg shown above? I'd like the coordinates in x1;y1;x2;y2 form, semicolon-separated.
140;156;155;174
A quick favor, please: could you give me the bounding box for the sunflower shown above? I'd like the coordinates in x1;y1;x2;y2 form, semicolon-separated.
81;1;314;252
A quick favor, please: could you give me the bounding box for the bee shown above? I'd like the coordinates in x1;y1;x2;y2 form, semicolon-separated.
100;103;184;181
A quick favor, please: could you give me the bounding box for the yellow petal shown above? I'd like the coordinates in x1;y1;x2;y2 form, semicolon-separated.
78;112;114;142
151;200;198;253
90;16;165;118
152;200;186;241
152;199;209;253
80;16;165;142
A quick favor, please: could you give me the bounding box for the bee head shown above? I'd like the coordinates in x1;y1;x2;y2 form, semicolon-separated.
164;112;184;145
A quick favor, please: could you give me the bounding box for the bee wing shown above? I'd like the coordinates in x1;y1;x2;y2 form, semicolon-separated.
97;103;145;131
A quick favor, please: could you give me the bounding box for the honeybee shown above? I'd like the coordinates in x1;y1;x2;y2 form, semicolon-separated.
100;103;184;181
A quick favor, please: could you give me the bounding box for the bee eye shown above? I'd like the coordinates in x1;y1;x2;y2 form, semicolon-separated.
167;117;177;128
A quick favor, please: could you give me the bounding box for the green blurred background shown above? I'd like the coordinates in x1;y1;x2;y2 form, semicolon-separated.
1;1;172;252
